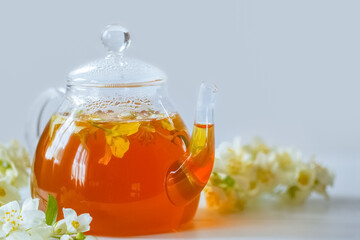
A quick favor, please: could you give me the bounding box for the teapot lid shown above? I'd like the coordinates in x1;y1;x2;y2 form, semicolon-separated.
68;24;166;86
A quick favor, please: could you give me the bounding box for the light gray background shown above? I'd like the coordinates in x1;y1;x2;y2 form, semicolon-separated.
0;0;359;159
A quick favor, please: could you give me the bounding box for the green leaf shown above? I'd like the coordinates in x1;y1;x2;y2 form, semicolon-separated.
45;194;58;226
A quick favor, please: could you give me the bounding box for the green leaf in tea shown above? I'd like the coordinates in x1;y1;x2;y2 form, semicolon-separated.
46;194;58;226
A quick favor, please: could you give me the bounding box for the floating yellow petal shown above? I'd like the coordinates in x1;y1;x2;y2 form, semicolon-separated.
106;135;130;159
109;122;140;137
140;123;156;133
98;144;112;165
161;119;175;131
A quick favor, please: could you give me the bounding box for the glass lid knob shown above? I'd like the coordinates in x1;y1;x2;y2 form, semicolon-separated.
69;24;166;85
101;24;131;54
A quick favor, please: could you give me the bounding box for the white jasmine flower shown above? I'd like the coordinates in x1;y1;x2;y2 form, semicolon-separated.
294;164;316;190
204;186;238;213
311;161;335;198
231;175;250;192
27;226;54;239
63;208;92;234
0;141;31;207
0;198;51;238
214;142;237;172
0;147;18;184
272;148;301;170
204;185;227;209
7;228;53;240
0;193;95;239
206;137;334;213
244;138;271;159
0;141;30;188
6;231;29;240
253;152;272;168
230;137;243;156
312;161;334;186
214;138;255;176
53;219;67;235
239;160;257;182
254;153;277;188
274;170;294;186
0;180;21;206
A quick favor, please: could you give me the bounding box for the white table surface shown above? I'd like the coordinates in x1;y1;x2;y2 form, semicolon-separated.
98;196;359;240
98;155;360;240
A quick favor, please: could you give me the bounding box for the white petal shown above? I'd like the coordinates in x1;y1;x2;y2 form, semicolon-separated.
22;198;40;211
0;232;6;238
0;181;21;205
7;231;32;240
5;167;18;181
295;166;316;190
233;137;243;155
63;208;79;233
63;208;78;220
20;210;46;229
64;218;78;234
1;141;30;188
65;224;77;234
28;226;53;240
54;219;67;235
0;200;20;213
77;213;92;232
0;229;6;238
2;222;13;236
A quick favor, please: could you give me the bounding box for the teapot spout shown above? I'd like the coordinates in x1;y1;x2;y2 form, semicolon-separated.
194;81;217;126
166;82;217;206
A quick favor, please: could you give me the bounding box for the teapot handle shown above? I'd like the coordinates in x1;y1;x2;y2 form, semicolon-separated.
25;88;65;155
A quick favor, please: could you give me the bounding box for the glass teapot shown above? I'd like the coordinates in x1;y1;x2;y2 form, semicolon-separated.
27;24;217;237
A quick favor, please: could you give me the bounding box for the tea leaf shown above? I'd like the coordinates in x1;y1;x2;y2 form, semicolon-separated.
189;126;207;156
45;194;58;226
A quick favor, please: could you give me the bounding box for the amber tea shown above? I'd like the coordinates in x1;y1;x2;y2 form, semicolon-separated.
32;111;214;236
